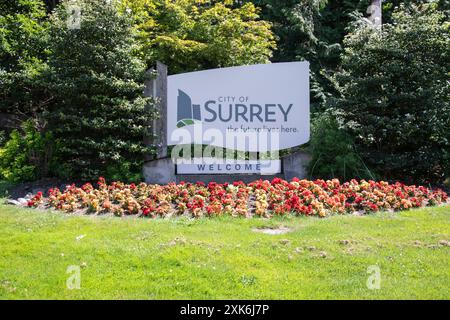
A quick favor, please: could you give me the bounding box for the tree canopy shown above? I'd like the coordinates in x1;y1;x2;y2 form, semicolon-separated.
331;3;449;183
0;0;49;122
120;0;276;73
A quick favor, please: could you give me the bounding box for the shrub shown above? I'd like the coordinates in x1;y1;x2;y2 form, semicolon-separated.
332;4;450;183
45;0;156;180
308;110;375;181
0;121;55;182
105;161;144;184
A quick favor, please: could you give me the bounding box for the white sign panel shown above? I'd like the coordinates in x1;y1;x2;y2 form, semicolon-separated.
176;158;281;175
167;62;309;152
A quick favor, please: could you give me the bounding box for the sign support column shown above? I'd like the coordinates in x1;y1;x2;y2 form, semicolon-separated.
143;61;176;184
144;61;168;161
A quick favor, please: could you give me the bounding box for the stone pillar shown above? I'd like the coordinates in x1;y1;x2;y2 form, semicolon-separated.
143;62;175;184
144;61;168;160
282;150;311;181
143;157;176;185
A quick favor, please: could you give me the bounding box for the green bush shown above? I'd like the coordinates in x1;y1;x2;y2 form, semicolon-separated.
105;161;144;184
331;4;449;183
45;0;157;180
0;0;50;119
308;110;375;180
0;121;55;182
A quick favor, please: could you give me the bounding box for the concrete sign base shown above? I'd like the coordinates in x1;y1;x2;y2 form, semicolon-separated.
143;150;310;184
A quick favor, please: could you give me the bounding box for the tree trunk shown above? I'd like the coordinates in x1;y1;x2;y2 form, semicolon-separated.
368;0;382;27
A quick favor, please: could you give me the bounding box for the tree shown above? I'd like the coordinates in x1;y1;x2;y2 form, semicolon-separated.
0;0;50;131
120;0;276;74
332;3;449;183
45;0;156;180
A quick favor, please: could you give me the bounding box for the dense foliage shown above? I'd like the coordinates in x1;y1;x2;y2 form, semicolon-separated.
331;4;449;184
26;177;448;217
44;0;155;180
120;0;275;74
1;0;449;185
0;0;49;125
0;121;55;182
308;109;375;181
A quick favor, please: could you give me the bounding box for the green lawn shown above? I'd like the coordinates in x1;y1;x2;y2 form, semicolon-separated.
0;202;449;299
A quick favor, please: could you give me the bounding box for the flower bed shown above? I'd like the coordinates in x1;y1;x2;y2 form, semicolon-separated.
26;177;448;218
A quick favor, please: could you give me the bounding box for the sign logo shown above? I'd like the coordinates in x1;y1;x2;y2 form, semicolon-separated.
177;90;202;128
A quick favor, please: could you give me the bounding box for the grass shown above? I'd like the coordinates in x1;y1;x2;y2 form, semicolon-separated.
0;201;449;299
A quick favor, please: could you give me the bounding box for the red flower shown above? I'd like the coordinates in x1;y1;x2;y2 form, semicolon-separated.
21;177;447;218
